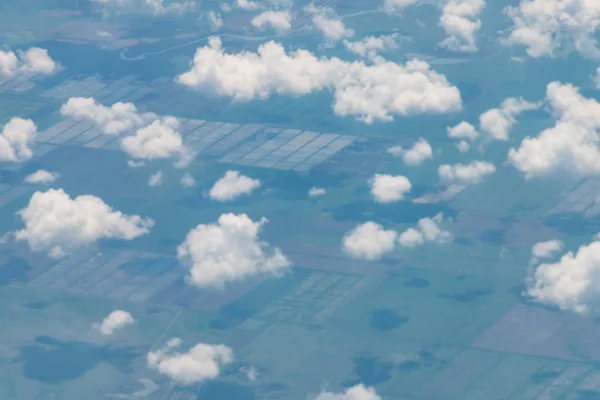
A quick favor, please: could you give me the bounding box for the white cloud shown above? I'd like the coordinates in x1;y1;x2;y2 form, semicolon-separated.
527;238;600;314
504;0;600;59
60;97;152;135
508;82;600;178
344;34;400;61
388;138;433;166
398;213;452;248
181;172;196;187
121;118;186;161
251;11;292;32
93;310;134;336
15;189;153;258
148;338;233;384
530;239;563;264
447;120;478;141
594;67;600;89
177;213;290;288
305;4;354;43
438;0;485;53
384;0;418;14
176;37;462;124
24;170;59;184
0;47;59;77
208;170;260;201
342;221;397;260
61;97;187;163
308;187;326;197
312;384;381;400
208;11;224;30
0;117;37;163
369;174;411;203
91;0;195;15
438;161;495;186
479;96;539;140
148;171;164;187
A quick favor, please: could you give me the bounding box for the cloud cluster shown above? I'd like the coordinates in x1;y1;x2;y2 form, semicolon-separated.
527;238;600;314
342;222;397;260
15;189;153;258
479;97;539;140
312;384;381;400
208;11;224;30
176;37;462;123
24;170;59;184
398;213;453;247
387;138;433;166
0;47;59;77
93;310;135;336
0;117;37;163
148;338;233;384
148;171;164;187
383;0;417;14
508;82;600;178
438;161;496;186
177;213;290;288
61;97;187;162
369;174;411;203
251;10;292;32
447;121;478;152
504;0;600;58
208;170;261;201
439;0;485;52
91;0;195;15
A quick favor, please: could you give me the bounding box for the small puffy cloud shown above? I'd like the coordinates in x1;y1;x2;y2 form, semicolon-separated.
91;0;195;15
121;118;186;161
527;238;600;314
0;117;37;162
148;338;233;384
504;0;600;58
438;0;485;53
209;170;260;201
369;174;411;203
15;189;153;258
438;161;495;186
342;221;397;260
398;213;452;248
344;34;400;61
508;82;600;178
312;384;381;400
594;67;600;89
479;96;539;140
308;187;326;197
93;310;134;336
387;138;433;166
148;171;164;187
447;121;478;141
530;239;563;264
456;140;470;152
176;37;462;124
251;11;292;32
181;172;196;187
0;47;59;77
24;170;59;185
60;97;152;135
177;213;290;288
235;0;259;10
384;0;418;14
208;11;224;30
305;4;354;42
